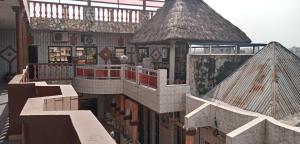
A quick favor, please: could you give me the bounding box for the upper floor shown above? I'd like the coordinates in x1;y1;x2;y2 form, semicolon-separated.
28;0;163;33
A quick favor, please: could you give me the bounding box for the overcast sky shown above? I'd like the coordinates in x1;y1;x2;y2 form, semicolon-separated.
204;0;300;48
45;0;300;47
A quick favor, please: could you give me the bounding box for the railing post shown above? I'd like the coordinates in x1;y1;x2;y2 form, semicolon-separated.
157;69;167;92
136;66;142;84
108;66;111;79
121;64;125;80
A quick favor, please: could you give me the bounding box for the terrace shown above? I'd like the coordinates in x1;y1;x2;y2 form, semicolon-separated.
8;66;116;143
28;64;189;113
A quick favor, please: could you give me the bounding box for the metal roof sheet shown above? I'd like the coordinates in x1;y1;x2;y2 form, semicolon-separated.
205;41;300;120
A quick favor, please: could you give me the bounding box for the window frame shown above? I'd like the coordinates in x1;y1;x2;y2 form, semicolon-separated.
48;46;72;63
114;47;126;58
75;46;98;64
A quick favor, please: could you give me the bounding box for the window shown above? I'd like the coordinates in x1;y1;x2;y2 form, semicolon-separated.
48;46;72;63
76;47;97;64
114;47;126;58
138;47;149;62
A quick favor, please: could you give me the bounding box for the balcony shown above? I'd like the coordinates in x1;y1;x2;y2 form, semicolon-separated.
28;0;158;33
29;63;190;113
8;66;116;143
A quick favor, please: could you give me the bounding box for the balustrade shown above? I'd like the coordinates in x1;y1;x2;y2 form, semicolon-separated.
30;1;156;23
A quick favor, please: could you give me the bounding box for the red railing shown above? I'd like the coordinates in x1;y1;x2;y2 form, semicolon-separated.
29;1;157;23
75;65;121;79
125;65;136;82
138;68;157;89
29;63;74;81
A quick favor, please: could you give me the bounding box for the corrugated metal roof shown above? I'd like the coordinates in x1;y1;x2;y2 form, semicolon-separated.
204;41;300;120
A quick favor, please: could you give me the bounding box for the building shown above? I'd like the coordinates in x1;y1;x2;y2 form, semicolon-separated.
1;0;299;144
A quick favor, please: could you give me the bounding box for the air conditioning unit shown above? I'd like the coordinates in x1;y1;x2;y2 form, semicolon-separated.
53;32;69;42
81;35;96;45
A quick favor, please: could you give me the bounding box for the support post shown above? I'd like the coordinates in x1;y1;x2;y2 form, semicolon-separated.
185;128;196;144
169;41;176;84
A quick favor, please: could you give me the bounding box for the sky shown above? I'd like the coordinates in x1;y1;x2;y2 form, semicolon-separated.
203;0;300;48
36;0;300;47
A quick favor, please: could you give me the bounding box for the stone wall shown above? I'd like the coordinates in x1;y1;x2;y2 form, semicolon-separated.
189;55;252;97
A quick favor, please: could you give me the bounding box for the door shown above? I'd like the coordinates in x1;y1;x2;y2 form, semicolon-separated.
28;46;38;79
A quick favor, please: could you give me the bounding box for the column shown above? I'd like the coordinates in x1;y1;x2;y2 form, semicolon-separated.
130;101;139;144
169;41;176;84
185;128;196;144
97;96;105;120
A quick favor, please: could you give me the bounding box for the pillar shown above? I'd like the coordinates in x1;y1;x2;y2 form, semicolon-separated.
130;101;139;144
169;41;176;84
185;128;196;144
97;96;105;120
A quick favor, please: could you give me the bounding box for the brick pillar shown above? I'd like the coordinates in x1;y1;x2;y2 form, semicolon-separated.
185;128;196;144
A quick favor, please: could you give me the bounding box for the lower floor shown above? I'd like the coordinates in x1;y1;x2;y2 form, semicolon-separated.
78;93;187;144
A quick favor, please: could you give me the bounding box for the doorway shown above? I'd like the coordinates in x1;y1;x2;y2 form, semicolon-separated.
28;45;38;79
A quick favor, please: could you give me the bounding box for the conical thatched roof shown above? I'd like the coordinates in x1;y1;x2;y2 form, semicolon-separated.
131;0;251;44
204;42;300;119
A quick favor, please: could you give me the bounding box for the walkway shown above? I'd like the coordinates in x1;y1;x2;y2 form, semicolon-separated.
0;81;20;144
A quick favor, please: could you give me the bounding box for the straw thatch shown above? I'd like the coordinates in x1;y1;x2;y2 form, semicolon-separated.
131;0;251;44
204;42;300;120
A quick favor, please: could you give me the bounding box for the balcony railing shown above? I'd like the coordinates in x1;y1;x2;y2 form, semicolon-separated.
138;67;157;89
29;63;159;89
29;63;74;81
29;1;157;23
75;65;121;79
125;65;136;82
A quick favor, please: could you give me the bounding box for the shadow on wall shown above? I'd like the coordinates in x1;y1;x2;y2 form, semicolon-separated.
189;55;252;96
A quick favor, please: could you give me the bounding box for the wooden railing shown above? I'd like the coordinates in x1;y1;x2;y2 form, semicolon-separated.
29;63;74;81
29;1;157;23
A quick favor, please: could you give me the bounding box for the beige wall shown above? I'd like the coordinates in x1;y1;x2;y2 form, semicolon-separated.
22;115;81;144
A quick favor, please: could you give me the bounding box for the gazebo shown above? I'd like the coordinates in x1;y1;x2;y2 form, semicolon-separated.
131;0;251;84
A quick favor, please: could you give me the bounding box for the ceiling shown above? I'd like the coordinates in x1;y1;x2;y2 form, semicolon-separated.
0;0;20;29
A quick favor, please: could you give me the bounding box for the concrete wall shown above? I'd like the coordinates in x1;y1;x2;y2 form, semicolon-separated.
0;30;17;79
22;115;81;144
73;78;123;94
8;78;63;136
189;55;252;96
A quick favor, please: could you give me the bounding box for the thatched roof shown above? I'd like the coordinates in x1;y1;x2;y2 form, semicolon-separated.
204;42;300;120
131;0;251;44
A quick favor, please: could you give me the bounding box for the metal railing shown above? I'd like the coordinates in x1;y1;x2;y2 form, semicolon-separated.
125;65;137;82
138;67;158;89
75;65;121;79
189;44;266;55
29;63;159;89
